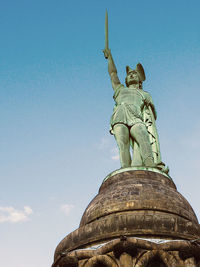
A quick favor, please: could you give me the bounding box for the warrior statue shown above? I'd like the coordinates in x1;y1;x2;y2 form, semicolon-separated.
103;11;168;173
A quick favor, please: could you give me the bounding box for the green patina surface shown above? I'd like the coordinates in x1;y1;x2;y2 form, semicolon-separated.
103;167;172;183
103;11;169;174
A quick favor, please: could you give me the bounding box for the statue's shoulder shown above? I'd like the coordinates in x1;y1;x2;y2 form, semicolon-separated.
115;83;125;91
113;84;125;99
142;90;152;99
142;89;150;95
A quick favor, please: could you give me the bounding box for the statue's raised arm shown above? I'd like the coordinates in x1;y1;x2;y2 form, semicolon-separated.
103;10;121;91
104;49;121;90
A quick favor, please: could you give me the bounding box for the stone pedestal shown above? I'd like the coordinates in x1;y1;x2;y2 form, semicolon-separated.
52;169;200;267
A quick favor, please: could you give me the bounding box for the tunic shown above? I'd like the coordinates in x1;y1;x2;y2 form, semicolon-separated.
110;84;153;134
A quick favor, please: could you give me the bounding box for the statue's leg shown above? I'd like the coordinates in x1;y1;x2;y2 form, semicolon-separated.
130;123;154;167
113;124;131;168
131;141;143;166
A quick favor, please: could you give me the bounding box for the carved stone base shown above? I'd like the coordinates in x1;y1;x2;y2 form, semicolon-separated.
54;237;200;267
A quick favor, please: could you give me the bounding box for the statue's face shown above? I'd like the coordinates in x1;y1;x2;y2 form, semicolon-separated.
126;71;140;86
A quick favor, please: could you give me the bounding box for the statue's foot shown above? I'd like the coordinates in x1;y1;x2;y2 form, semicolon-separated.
143;156;155;168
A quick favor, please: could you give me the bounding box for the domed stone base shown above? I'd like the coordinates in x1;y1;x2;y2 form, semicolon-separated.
53;169;200;266
54;237;200;267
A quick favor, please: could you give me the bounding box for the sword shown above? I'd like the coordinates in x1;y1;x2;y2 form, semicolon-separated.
103;10;109;59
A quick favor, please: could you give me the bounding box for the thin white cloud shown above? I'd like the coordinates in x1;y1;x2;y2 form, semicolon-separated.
60;204;74;215
24;206;33;215
111;147;119;161
97;136;120;162
98;137;110;150
0;206;33;223
111;154;120;160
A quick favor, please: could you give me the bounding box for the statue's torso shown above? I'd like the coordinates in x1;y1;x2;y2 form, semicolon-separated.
110;85;150;131
115;87;145;110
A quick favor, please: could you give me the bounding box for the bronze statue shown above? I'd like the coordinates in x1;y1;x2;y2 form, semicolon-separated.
103;11;168;173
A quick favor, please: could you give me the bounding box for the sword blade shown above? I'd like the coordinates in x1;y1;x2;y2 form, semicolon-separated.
105;10;108;50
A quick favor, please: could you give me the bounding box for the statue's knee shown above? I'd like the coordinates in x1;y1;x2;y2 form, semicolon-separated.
134;124;148;137
137;123;146;131
116;139;129;151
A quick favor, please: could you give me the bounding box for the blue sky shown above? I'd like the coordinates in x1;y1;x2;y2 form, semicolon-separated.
0;0;200;266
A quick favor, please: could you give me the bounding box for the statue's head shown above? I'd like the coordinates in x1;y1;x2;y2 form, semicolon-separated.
125;63;146;89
